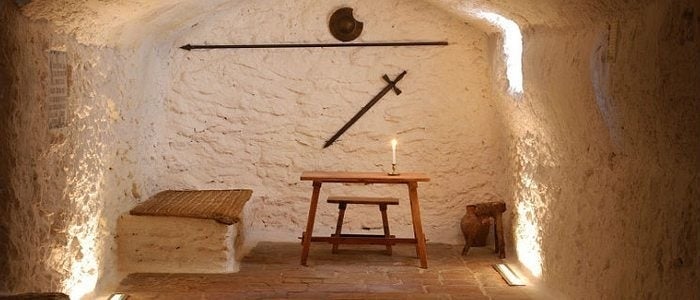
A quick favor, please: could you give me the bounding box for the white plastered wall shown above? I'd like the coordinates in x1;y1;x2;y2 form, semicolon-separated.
160;0;507;247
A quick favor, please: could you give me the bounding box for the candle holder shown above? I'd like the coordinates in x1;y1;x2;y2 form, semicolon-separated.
388;163;400;176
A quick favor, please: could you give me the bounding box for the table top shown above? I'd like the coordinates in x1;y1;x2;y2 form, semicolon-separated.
300;171;430;184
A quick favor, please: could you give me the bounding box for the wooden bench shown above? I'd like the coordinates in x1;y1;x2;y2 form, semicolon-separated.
327;196;399;255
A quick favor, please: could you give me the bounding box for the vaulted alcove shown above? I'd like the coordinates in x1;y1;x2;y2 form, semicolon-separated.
1;0;698;299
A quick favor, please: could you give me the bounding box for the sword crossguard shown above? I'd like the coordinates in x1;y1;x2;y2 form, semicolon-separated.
382;72;406;95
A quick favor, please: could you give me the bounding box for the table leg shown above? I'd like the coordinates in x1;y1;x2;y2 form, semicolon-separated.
301;181;322;266
408;181;428;268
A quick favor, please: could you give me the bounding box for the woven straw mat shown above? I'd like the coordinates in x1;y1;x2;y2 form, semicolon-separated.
130;189;253;225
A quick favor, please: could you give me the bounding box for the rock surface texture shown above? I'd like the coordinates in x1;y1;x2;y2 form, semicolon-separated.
0;0;698;299
117;215;239;274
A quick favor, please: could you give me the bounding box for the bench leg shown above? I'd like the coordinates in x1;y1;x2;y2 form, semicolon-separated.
493;217;499;254
332;203;347;254
379;204;392;255
495;213;506;259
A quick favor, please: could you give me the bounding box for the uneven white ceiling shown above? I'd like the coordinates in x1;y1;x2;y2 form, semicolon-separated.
20;0;651;46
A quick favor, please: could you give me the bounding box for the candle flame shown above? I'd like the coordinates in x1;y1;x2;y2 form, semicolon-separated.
391;139;397;147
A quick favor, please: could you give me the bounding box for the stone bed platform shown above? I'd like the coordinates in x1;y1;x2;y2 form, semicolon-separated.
117;190;252;274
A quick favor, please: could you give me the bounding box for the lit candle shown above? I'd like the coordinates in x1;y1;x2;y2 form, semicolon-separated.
391;139;397;165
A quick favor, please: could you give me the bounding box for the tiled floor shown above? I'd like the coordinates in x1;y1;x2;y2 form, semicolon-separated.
118;242;534;299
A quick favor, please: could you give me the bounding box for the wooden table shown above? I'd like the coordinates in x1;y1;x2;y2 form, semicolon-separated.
299;171;431;268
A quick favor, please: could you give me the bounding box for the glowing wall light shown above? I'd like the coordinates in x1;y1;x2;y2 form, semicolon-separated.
63;217;99;300
108;293;129;300
514;194;543;278
511;133;557;279
493;263;526;286
50;155;106;299
475;12;524;95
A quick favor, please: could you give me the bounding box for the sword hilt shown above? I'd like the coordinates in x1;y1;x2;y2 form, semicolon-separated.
383;70;407;95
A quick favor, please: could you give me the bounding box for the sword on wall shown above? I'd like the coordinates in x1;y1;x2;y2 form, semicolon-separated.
323;70;407;148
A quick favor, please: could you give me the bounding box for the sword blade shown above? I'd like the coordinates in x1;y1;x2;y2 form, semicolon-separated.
323;71;408;148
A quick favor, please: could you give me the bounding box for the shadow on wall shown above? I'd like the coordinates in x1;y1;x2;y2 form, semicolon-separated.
0;1;19;292
13;0;30;7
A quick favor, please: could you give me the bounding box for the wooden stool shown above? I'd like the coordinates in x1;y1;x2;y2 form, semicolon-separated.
327;196;399;255
461;201;507;258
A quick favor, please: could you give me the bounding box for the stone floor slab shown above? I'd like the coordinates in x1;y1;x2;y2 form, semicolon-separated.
117;243;535;299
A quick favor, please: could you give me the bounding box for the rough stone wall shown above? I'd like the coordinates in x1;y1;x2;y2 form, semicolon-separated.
1;0;508;297
0;2;158;297
502;0;700;298
9;0;696;299
162;0;508;245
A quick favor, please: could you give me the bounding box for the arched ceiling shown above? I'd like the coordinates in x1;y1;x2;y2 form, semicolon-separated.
426;0;650;28
18;0;652;47
20;0;232;46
